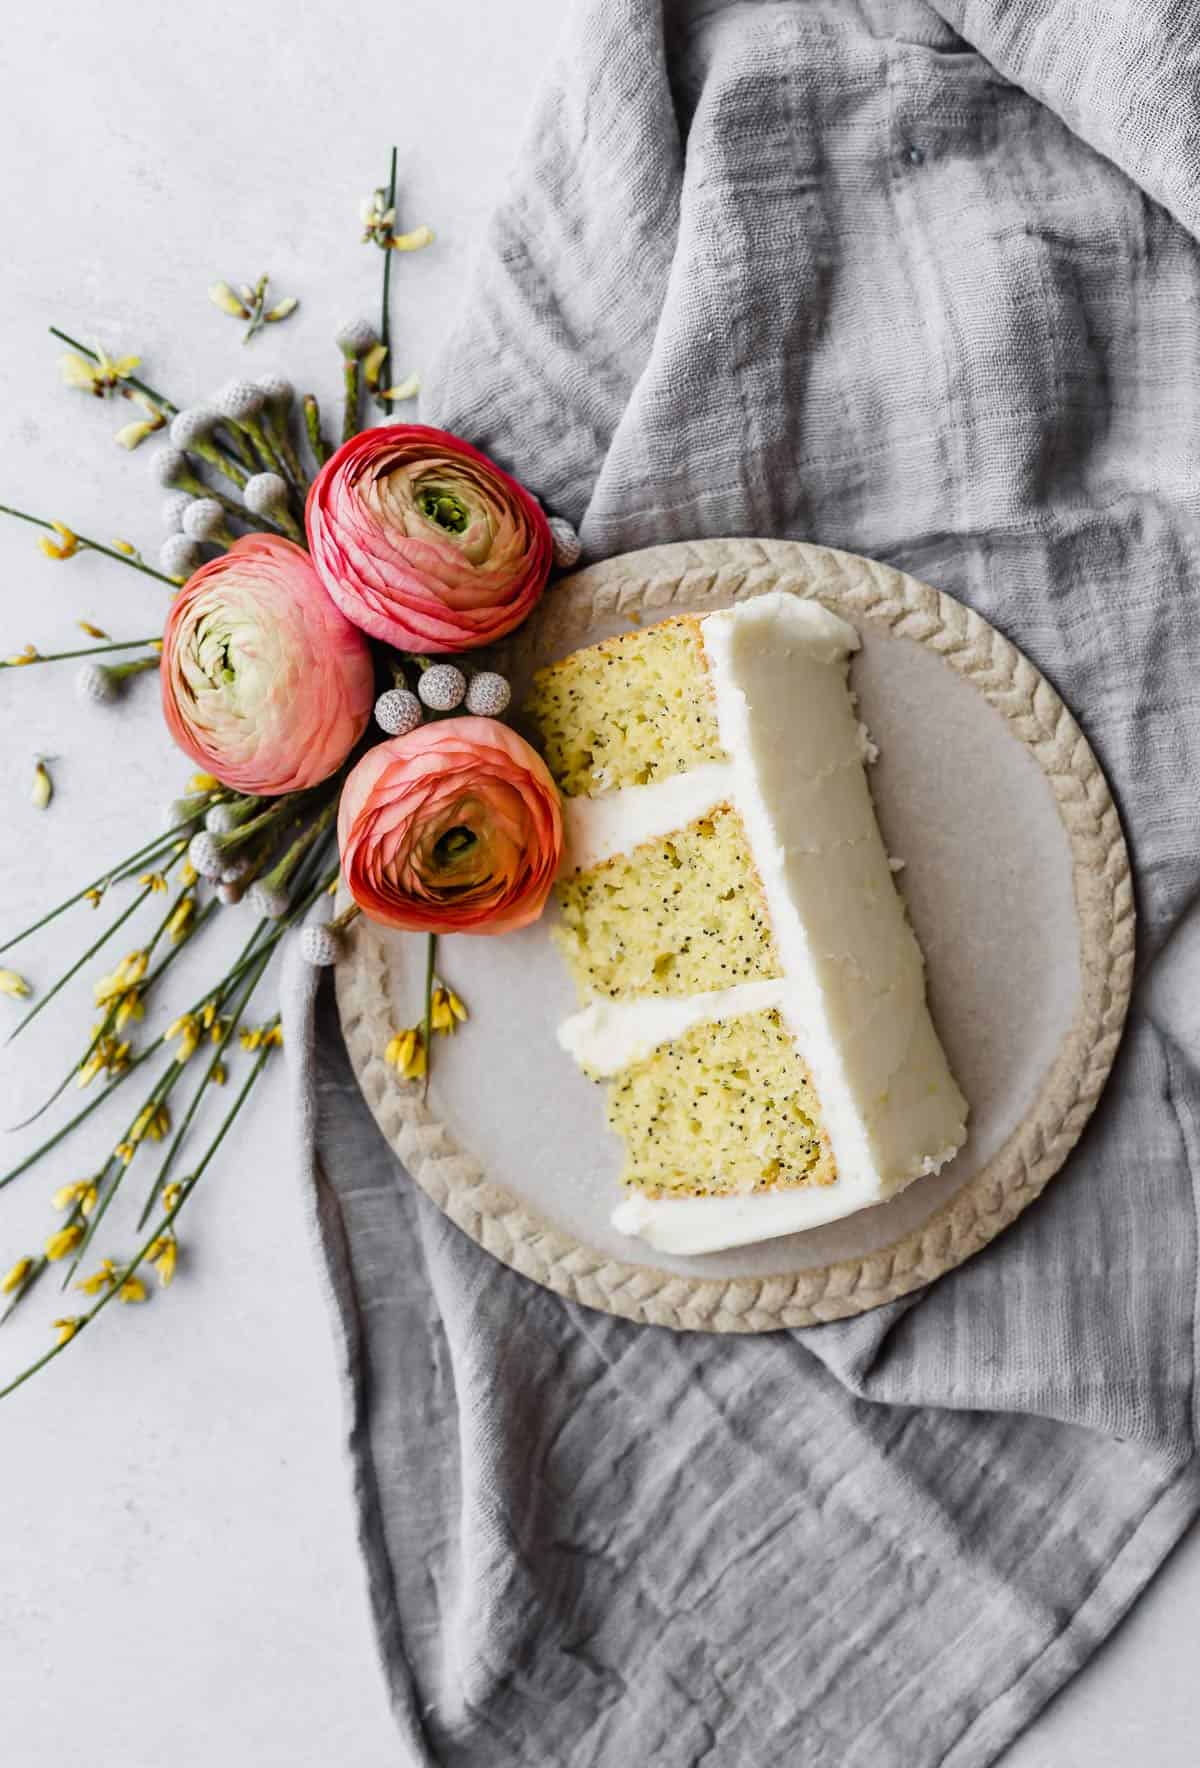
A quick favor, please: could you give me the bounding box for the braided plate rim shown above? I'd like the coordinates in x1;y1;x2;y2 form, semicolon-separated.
335;539;1134;1332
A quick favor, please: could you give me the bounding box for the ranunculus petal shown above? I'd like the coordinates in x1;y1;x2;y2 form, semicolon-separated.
305;425;554;654
337;718;563;935
160;535;375;795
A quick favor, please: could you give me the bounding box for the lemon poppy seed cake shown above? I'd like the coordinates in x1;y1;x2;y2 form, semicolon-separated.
524;590;968;1254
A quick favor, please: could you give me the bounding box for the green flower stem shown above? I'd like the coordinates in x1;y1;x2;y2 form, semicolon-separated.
255;799;337;897
0;1044;159;1192
0;1037;277;1402
379;146;398;415
61;1057;186;1284
187;437;249;491
217;421;258;474
4;883;156;1047
167;467;249;522
0;820;196;955
304;394;330;468
342;358;360;443
422;931;437;1100
48;327;178;416
137;946;272;1229
2;637;160;669
262;406;307;493
0;504;177;588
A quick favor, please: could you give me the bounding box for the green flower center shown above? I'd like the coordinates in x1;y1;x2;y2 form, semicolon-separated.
433;825;477;868
418;489;470;534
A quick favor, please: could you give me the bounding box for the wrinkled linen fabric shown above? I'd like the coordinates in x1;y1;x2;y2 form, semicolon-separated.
284;2;1200;1762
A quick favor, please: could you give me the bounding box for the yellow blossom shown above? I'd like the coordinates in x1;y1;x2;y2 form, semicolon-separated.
385;1026;426;1081
162;1182;184;1212
180;861;198;888
31;760;52;810
110;540;136;557
200;1002;217;1029
115;1141;135;1165
5;644;40;666
58;347;140;396
388;224;435;252
210;1061;227;1086
114;989;142;1030
264;295;299;322
148;1236;177;1286
379;375;421;405
85;887;103;908
37;522;79;560
78;620;109;639
149;639;163;655
114;419;159;450
138;871;168;893
131;1103;170;1145
117;1273;148;1304
240;1027;263;1052
362;341;389;389
51;1180;87;1211
430;984;468;1037
94;950;149;1007
164;1013;201;1064
209;281;250;318
0;969;31;999
53;1317;81;1345
263;1024;283;1049
1;1256;32;1295
45;1224;84;1262
167;896;196;943
80;1183;98;1216
77;1258;117;1296
188;773;219;792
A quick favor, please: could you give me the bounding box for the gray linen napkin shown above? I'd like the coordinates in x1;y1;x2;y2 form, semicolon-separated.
284;2;1200;1761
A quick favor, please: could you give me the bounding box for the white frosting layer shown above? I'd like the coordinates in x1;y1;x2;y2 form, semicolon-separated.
559;979;788;1075
552;590;968;1256
560;761;733;875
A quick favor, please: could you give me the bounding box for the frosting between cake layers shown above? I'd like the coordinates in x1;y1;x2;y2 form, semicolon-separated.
557;590;967;1255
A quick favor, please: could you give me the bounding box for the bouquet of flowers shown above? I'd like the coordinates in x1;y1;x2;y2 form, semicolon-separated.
0;154;577;1398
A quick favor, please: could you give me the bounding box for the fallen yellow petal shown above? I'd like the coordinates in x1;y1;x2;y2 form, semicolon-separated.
31;761;52;810
0;969;30;999
1;1256;32;1295
45;1224;84;1262
78;620;109;639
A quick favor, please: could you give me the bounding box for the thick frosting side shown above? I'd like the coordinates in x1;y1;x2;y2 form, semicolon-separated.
698;592;967;1219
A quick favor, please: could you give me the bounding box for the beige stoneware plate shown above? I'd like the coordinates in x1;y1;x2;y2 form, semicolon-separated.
335;539;1133;1331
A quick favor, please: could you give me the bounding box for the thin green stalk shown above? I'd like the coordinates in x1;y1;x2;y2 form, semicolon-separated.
48;328;179;416
137;947;272;1228
421;931;437;1100
0;1039;276;1402
0;1044;160;1191
2;637;160;669
342;358;360;443
0;504;177;588
4;884;156;1046
0;821;196;955
379;146;398;414
62;1060;184;1283
304;394;330;467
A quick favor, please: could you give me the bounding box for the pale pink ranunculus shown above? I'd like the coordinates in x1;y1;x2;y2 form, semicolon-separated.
338;717;562;935
161;535;375;795
305;424;553;653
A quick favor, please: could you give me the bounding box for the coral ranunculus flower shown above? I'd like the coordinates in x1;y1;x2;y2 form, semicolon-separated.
305;424;553;653
161;535;375;795
338;718;563;935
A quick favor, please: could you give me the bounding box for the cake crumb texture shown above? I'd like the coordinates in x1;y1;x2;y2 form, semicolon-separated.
552;807;782;1001
609;1009;836;1199
525;616;725;797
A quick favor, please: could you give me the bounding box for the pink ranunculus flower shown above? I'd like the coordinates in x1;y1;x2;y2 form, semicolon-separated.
338;718;563;935
305;424;553;653
161;535;375;796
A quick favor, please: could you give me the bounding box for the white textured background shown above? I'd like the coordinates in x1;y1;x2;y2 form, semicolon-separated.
0;4;1196;1764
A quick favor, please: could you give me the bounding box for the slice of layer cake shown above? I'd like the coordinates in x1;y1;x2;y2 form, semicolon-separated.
524;590;968;1254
